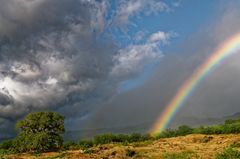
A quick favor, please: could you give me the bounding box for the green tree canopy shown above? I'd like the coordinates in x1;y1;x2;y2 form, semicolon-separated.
14;112;65;152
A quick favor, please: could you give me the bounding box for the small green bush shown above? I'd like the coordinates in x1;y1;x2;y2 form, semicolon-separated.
176;125;193;136
63;141;77;150
93;133;150;145
216;148;240;159
230;142;240;148
156;129;177;139
125;149;136;157
0;140;13;150
0;149;11;155
128;133;150;142
78;140;94;149
162;151;194;159
83;149;95;154
94;134;116;145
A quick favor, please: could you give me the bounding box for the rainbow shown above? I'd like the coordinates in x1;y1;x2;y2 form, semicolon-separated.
150;33;240;135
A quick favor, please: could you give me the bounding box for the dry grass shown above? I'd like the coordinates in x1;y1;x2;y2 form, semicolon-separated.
5;134;240;159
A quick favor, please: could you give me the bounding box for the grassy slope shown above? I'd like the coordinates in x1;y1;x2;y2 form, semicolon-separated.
5;134;240;159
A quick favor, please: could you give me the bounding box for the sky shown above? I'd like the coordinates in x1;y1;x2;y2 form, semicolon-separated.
0;0;240;139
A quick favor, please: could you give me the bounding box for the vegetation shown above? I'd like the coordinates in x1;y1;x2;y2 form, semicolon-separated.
125;149;136;157
156;118;240;139
62;133;151;151
0;140;13;150
93;133;151;145
13;112;65;153
162;151;195;159
1;112;240;158
216;147;240;159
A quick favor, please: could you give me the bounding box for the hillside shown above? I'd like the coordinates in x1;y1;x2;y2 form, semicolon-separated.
5;134;240;159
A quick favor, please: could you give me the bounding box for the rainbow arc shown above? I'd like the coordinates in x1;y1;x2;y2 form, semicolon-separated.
150;33;240;135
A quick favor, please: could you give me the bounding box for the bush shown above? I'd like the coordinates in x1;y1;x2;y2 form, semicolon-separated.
125;149;136;157
0;140;13;150
155;118;240;139
175;125;193;136
63;141;77;150
78;140;94;149
230;142;240;148
127;133;150;142
94;134;116;145
162;151;194;159
225;119;240;125
113;134;129;143
216;148;240;159
93;133;150;145
156;129;177;139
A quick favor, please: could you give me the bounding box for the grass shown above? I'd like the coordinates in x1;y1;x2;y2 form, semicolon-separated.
162;151;199;159
44;153;66;159
230;142;240;148
215;147;240;159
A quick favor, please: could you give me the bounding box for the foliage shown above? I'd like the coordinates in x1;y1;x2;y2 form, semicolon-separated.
63;141;78;150
83;149;95;154
156;125;193;139
13;112;65;153
162;151;195;159
225;119;240;125
230;142;240;148
176;125;193;136
216;148;240;159
157;118;240;139
93;133;151;145
94;134;116;145
78;140;94;149
0;149;12;156
0;140;13;150
156;129;177;138
63;139;94;150
125;149;136;157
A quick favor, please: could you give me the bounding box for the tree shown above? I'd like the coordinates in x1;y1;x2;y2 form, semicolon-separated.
14;112;65;152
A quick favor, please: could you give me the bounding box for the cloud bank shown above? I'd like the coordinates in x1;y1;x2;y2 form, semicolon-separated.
0;0;171;138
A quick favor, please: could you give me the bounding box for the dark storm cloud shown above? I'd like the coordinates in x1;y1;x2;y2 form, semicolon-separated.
0;0;114;138
0;0;115;119
0;0;170;138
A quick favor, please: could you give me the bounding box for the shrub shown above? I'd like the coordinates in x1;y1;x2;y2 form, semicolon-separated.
93;133;149;145
162;151;194;159
175;125;193;136
113;134;129;143
128;133;150;142
63;141;77;150
230;142;240;148
223;122;240;134
216;148;240;159
78;140;94;149
125;149;136;157
225;119;240;125
94;134;116;145
156;129;177;139
0;140;13;150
